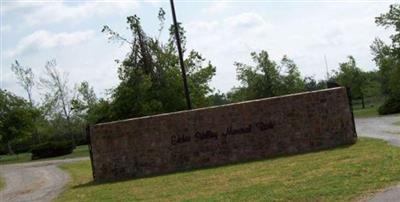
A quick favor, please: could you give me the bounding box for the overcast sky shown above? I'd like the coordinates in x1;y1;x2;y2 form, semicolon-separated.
1;0;397;102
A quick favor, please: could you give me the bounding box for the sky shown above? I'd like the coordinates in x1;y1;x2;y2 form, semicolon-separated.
1;0;398;102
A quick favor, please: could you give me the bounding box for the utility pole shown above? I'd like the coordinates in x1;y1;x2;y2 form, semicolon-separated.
170;0;192;110
324;55;330;88
324;55;329;81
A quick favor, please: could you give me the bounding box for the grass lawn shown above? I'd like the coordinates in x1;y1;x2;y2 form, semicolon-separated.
0;145;89;165
353;106;379;118
55;138;400;202
0;175;4;191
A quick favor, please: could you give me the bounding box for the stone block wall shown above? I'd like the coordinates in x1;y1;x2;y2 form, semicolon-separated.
89;87;357;181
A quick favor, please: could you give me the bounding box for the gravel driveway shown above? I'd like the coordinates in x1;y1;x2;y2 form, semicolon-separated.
356;114;400;147
0;157;88;202
355;114;400;202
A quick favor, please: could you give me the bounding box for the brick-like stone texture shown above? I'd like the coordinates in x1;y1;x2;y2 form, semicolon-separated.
90;87;357;181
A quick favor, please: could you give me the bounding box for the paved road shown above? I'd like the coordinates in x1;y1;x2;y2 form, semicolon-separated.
355;114;400;202
0;157;89;202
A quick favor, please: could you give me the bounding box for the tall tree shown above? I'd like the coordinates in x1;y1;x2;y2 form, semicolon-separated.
11;60;43;144
100;9;215;121
335;56;366;108
39;60;75;145
11;60;35;105
234;51;283;100
371;4;400;114
280;56;305;94
231;51;305;101
71;81;97;114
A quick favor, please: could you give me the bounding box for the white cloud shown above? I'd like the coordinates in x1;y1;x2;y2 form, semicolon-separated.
224;12;269;29
1;24;11;33
6;30;95;57
2;1;395;98
189;12;273;49
186;12;275;90
201;1;232;14
186;3;393;92
4;0;139;26
2;1;47;13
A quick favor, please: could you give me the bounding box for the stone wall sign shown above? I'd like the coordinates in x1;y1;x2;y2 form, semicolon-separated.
89;87;357;181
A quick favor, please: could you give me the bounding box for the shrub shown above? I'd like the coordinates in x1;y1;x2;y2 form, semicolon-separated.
31;141;73;160
378;96;400;115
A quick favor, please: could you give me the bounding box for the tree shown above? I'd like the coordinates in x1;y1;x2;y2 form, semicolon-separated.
364;71;382;97
39;60;76;145
71;81;97;118
100;9;216;121
335;56;367;108
371;4;400;114
0;90;36;154
234;51;282;100
11;60;41;144
209;91;230;106
280;56;305;94
11;60;35;105
303;76;326;91
231;51;305;101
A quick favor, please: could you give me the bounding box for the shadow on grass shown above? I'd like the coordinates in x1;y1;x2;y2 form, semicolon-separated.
72;142;356;189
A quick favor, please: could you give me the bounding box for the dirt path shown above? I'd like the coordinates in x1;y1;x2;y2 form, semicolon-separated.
0;157;88;202
355;114;400;202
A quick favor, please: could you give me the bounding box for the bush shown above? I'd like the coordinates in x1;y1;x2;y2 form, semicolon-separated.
378;96;400;115
31;141;73;160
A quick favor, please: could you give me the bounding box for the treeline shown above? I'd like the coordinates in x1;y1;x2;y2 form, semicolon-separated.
1;5;399;155
1;60;91;154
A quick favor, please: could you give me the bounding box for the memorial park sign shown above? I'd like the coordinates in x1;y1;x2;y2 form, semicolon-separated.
88;87;357;181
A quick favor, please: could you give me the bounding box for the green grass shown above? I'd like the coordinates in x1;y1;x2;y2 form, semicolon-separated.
55;138;400;202
394;120;400;126
0;145;89;165
0;175;4;191
353;106;380;118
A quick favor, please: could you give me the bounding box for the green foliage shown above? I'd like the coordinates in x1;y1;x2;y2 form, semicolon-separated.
31;141;73;160
0;145;89;165
209;91;230;106
335;56;366;99
372;4;400;115
0;89;38;154
98;10;216;122
362;71;382;98
230;51;305;101
378;96;400;115
303;76;326;91
281;56;305;94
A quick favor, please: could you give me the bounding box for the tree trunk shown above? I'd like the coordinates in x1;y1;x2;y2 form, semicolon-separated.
361;94;365;109
7;141;15;155
66;116;76;148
